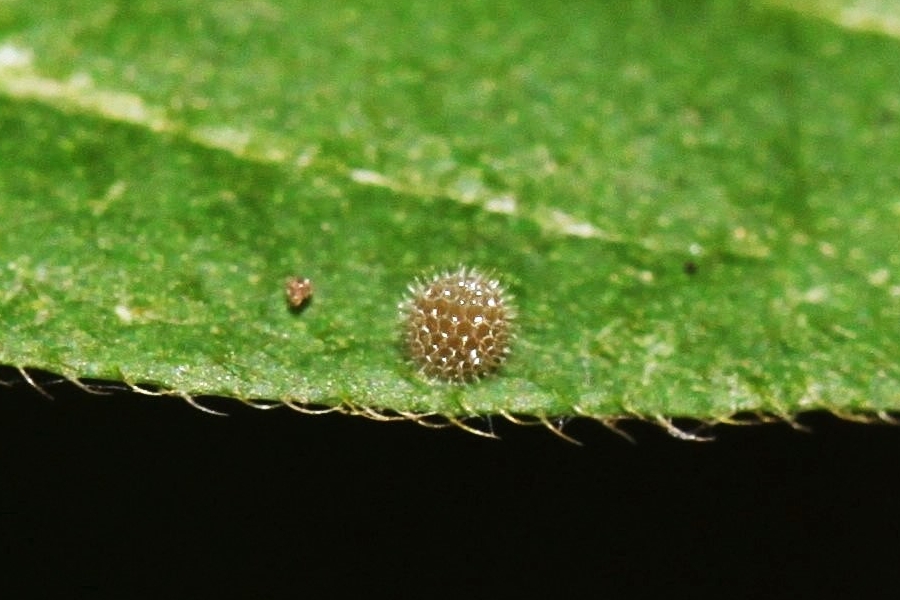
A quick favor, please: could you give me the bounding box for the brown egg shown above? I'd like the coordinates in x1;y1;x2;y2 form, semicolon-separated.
399;266;515;383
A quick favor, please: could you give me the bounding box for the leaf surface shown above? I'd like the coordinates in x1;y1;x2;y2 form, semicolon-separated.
2;1;899;420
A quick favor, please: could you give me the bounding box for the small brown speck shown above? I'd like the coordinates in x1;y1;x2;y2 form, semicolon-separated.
683;261;698;275
286;276;313;309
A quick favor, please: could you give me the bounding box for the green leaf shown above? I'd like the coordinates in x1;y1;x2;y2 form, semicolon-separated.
2;0;899;425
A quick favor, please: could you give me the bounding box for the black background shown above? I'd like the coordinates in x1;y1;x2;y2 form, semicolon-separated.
2;367;898;597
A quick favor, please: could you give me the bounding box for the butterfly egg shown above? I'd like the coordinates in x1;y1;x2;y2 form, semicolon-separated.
400;266;515;383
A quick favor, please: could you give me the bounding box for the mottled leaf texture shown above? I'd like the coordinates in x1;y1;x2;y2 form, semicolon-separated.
1;1;899;425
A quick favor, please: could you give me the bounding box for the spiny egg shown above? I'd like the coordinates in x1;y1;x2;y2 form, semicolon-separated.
399;266;515;383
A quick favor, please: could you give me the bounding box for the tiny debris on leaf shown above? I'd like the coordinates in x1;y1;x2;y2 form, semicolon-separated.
683;260;698;275
286;276;313;309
